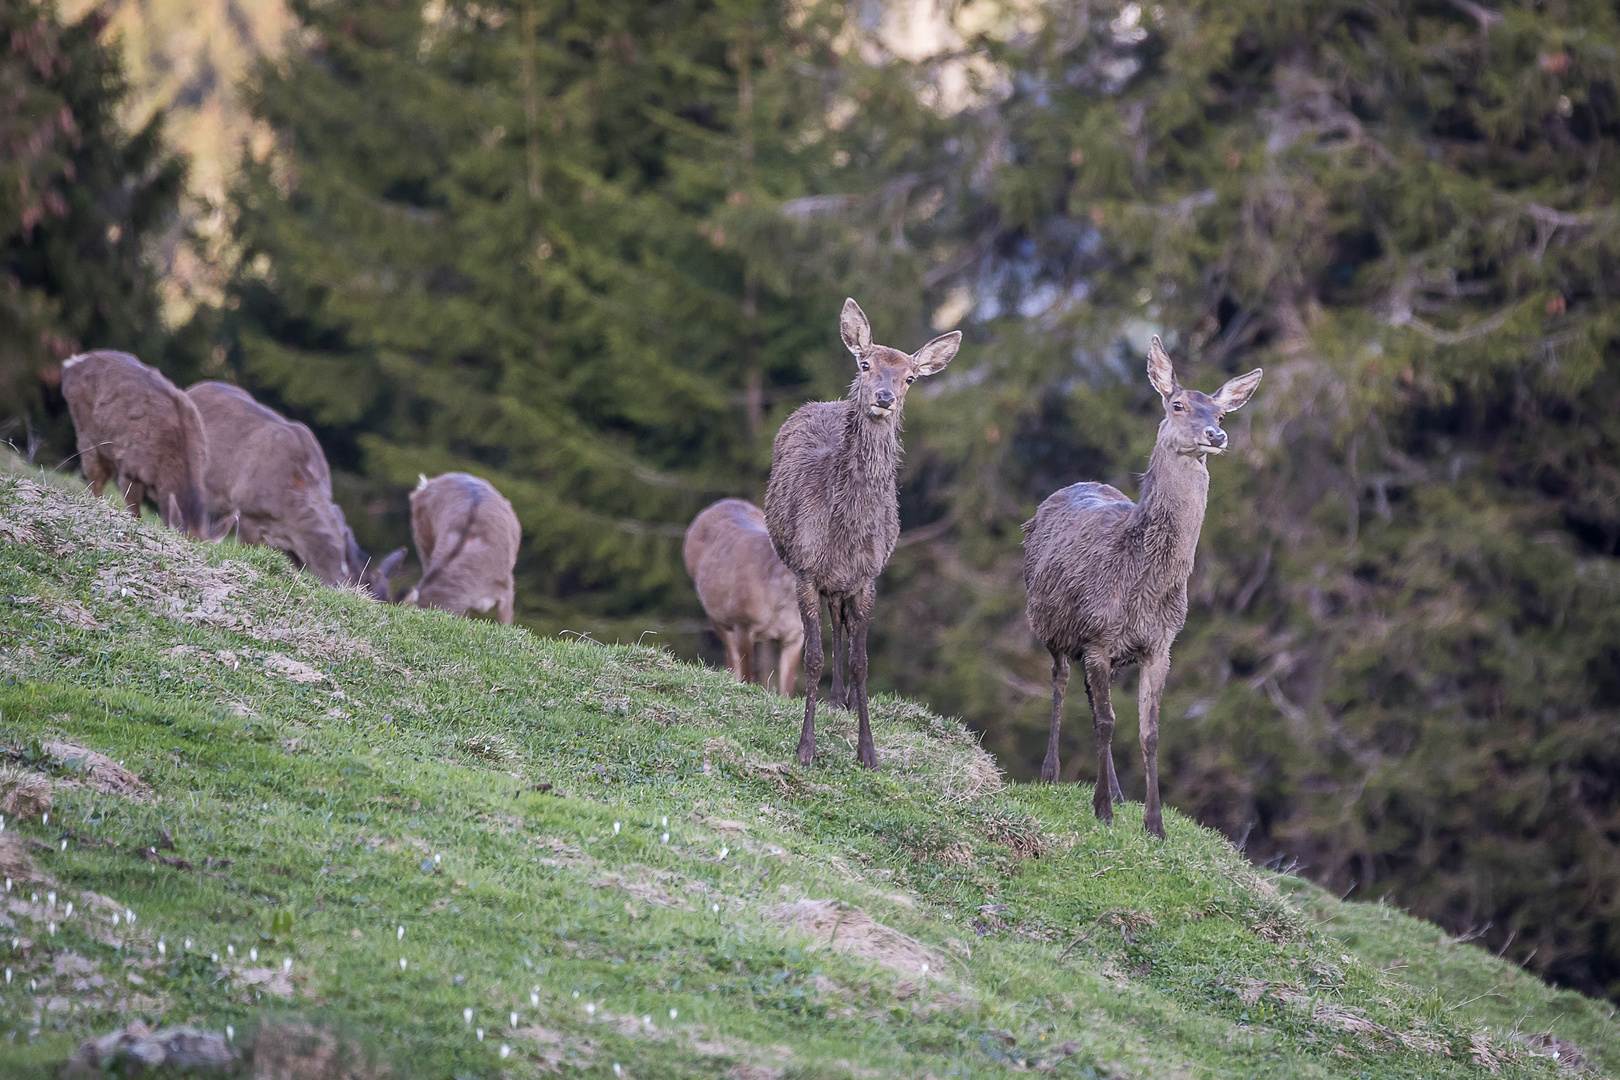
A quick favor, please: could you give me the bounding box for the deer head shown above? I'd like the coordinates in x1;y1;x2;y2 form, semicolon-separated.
840;298;962;421
1146;335;1262;457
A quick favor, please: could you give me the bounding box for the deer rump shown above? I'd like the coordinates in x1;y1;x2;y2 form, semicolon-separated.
187;382;356;587
409;473;520;624
684;499;804;694
60;350;212;535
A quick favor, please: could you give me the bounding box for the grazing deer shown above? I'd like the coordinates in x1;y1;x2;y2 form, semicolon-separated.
1023;336;1261;838
684;498;804;696
765;299;961;767
60;350;227;539
186;382;405;594
406;472;521;623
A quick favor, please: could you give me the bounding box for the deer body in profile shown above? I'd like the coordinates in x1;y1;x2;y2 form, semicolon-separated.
765;299;961;767
407;472;521;623
187;382;404;596
59;350;225;539
685;499;804;696
1023;337;1261;837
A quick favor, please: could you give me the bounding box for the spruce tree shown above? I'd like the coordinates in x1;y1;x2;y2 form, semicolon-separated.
0;0;185;460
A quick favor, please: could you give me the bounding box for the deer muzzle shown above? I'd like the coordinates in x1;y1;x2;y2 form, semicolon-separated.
868;388;897;418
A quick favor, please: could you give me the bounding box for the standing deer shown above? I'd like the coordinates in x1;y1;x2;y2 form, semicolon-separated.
60;350;227;539
684;498;804;696
406;472;521;623
187;382;405;594
765;299;961;767
1023;336;1261;837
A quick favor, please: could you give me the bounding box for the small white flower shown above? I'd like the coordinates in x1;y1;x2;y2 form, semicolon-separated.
211;953;220;963
42;813;48;824
642;1014;651;1025
29;978;37;991
661;816;668;827
510;1011;518;1027
227;945;235;958
530;990;540;1007
397;925;405;940
585;1002;596;1016
3;968;8;984
464;1007;474;1025
399;958;408;971
46;891;55;908
921;962;930;974
661;832;670;845
64;902;72;918
283;957;292;973
3;878;9;892
718;846;728;860
613;821;621;834
613;1064;623;1078
476;1027;485;1041
31;893;37;903
669;1008;678;1020
226;1025;234;1042
499;1045;511;1059
110;911;119;925
711;904;720;914
572;990;579;999
48;922;56;936
158;940;166;956
185;939;193;951
433;853;442;865
60;839;67;851
249;947;258;963
125;908;136;924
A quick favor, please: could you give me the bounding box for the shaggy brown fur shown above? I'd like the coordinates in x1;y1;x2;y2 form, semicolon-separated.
188;382;404;595
1023;336;1261;837
684;498;804;696
60;350;221;538
765;299;961;767
406;473;521;623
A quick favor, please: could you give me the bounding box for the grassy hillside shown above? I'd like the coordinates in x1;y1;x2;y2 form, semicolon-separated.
0;473;1615;1079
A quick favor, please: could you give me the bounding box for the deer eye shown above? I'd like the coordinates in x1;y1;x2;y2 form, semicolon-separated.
906;375;915;383
1172;401;1185;411
859;362;870;371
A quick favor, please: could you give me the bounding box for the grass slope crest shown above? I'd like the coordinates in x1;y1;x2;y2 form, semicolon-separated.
0;472;1614;1078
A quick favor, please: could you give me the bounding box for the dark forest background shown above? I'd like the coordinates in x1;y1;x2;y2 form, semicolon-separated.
5;0;1620;1000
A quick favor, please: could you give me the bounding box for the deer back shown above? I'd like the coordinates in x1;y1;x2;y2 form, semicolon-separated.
409;473;521;617
187;381;356;587
61;351;211;534
685;498;801;642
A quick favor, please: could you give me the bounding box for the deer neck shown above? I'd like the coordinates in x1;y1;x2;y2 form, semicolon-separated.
833;397;901;524
1130;439;1210;588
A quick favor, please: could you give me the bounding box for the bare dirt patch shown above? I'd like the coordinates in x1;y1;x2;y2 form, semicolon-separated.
766;899;951;983
0;764;53;816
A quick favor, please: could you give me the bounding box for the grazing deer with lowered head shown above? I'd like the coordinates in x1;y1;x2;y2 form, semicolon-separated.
60;350;230;540
1023;336;1260;837
406;473;521;623
765;299;961;767
685;498;804;696
187;382;405;595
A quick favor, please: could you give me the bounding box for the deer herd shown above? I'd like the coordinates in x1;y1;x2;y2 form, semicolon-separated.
59;300;1260;837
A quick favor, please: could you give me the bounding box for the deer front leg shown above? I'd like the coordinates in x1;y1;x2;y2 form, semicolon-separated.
848;582;877;769
1039;651;1069;783
717;625;745;683
1138;648;1171;840
120;477;145;519
1081;650;1120;824
794;578;824;766
777;628;803;699
827;595;848;709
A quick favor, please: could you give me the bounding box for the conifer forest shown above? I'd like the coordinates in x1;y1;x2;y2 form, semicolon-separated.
5;0;1620;1003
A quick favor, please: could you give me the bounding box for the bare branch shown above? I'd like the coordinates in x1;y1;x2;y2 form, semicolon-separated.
1444;0;1503;29
1404;306;1516;345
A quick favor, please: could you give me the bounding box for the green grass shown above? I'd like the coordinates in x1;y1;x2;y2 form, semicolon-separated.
0;473;1615;1079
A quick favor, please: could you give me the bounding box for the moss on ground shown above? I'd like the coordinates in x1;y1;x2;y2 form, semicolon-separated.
0;474;1615;1078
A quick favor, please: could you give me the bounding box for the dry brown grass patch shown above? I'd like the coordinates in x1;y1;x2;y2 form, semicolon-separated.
766;898;951;983
0;765;52;817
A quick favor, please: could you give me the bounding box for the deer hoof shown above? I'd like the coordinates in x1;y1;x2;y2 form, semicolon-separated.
1093;797;1113;825
857;744;878;770
1144;813;1165;840
796;741;815;767
1038;759;1059;783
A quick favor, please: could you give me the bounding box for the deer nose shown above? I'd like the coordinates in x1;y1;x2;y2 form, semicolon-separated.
873;388;896;409
1204;427;1227;447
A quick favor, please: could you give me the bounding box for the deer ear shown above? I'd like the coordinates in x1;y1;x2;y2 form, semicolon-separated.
840;298;872;358
1146;336;1178;399
912;331;962;376
1211;368;1263;412
206;511;239;544
377;547;407;580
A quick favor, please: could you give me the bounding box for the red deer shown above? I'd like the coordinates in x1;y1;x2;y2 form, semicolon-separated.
1023;336;1261;837
406;473;521;623
765;299;961;767
684;498;804;696
60;350;226;539
186;382;404;595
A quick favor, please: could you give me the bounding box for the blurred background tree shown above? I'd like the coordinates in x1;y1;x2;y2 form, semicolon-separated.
15;0;1620;999
0;0;187;458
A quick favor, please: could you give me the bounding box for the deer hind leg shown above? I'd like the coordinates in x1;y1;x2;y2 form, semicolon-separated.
827;595;849;709
846;583;878;769
1138;648;1171;839
1039;651;1070;783
496;588;515;625
794;578;824;766
1081;649;1121;824
776;629;802;699
717;625;746;683
736;627;756;685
